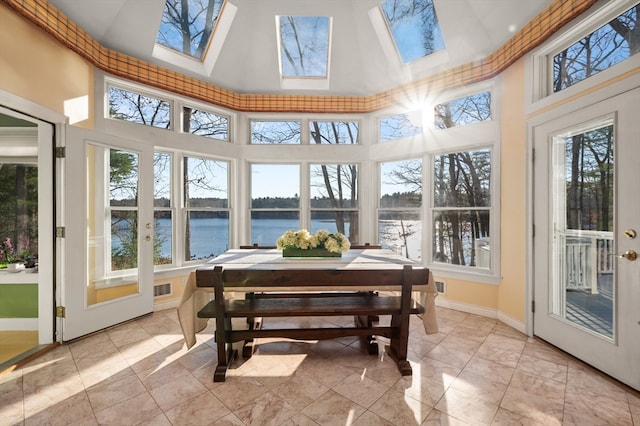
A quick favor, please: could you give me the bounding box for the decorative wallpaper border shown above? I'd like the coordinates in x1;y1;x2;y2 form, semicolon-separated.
3;0;597;113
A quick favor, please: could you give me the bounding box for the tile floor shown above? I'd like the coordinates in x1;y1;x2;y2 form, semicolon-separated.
1;306;639;425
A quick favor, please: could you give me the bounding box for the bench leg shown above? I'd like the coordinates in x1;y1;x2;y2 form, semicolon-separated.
355;314;379;355
213;348;237;382
214;315;236;382
386;312;412;376
242;317;262;358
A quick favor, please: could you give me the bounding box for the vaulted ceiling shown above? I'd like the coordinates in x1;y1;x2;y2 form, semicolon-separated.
47;0;553;97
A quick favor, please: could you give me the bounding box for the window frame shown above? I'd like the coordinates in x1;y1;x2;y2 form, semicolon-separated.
106;83;173;130
528;0;640;111
429;147;494;273
98;74;500;281
182;154;232;263
377;158;423;262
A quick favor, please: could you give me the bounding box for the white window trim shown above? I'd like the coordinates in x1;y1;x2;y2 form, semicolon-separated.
96;72;500;280
527;0;640;113
425;146;500;284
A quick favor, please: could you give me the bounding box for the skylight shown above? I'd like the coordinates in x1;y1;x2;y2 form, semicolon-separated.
278;16;331;78
156;0;224;60
380;0;445;63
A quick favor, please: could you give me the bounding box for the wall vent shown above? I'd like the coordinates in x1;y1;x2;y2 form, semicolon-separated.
153;282;172;298
434;280;446;295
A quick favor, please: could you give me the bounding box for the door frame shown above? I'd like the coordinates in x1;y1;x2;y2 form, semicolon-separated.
61;126;155;341
527;73;640;336
526;75;640;388
0;90;65;346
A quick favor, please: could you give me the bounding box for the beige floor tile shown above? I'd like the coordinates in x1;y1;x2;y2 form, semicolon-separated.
435;386;499;425
368;388;432;425
24;390;94;426
148;373;209;411
234;391;299;425
422;408;472;425
491;408;548;425
500;370;565;425
475;334;526;368
85;372;147;412
271;372;330;410
391;358;459;407
5;308;639;425
211;376;270;411
302;390;367;425
163;391;231;424
332;371;390;408
93;392;162;425
351;409;397;425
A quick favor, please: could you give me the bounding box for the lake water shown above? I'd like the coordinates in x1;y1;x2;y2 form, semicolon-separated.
117;217;421;261
155;218;354;260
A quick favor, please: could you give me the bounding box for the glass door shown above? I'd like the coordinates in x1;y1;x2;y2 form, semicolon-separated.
62;127;154;341
533;88;640;391
0;108;54;365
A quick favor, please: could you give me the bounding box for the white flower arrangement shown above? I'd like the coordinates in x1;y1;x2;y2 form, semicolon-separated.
276;229;351;253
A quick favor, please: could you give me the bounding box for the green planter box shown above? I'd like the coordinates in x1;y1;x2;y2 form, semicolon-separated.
282;247;342;258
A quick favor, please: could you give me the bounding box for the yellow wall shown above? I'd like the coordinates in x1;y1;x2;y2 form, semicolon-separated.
0;2;94;128
497;58;528;322
3;2;598;323
432;59;529;322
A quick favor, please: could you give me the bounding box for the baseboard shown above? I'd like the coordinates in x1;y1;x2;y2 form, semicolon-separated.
0;318;38;331
436;298;498;318
435;298;527;334
497;311;526;334
153;299;180;312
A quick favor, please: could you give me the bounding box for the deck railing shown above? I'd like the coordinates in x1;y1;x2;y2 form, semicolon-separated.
559;230;614;294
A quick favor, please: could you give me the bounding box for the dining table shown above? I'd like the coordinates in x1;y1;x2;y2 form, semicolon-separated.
177;248;439;349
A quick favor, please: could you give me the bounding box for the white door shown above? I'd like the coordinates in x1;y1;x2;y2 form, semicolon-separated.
0;107;54;347
533;88;640;390
62;126;154;340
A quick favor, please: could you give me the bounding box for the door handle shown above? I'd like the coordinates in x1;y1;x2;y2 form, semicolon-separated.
610;250;638;261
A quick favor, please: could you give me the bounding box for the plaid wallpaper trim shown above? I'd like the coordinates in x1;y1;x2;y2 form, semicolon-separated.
3;0;598;113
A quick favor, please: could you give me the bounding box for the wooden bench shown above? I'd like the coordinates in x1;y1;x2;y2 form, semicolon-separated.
196;264;428;382
236;243;383;357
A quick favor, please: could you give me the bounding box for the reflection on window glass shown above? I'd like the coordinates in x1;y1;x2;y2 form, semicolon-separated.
156;0;224;59
433;149;491;268
184;157;228;206
378;211;422;261
552;121;614;338
279;16;330;77
183;106;229;140
380;0;444;63
563;125;614;231
111;211;138;270
310;211;359;243
250;164;300;245
185;211;229;260
434;92;491;129
310;164;359;243
309;121;359;144
0;163;38;268
108;86;171;129
380;160;422;208
310;164;358;206
109;149;139;271
154;152;172;265
184;156;229;261
251;121;301;144
379;159;422;260
379;111;422;141
553;5;639;92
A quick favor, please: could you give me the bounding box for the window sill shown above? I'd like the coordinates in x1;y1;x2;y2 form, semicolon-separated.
428;265;500;285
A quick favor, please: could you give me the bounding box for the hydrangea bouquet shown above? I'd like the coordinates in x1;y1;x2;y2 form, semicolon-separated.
276;229;350;257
